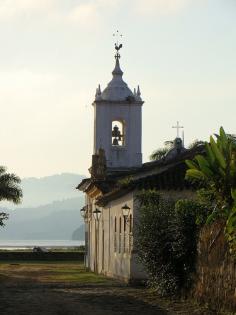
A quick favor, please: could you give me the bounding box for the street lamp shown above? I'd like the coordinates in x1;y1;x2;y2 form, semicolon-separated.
122;204;131;222
80;206;87;219
93;208;101;221
122;204;131;253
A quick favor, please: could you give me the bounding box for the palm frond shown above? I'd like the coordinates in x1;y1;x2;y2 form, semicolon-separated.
150;147;169;161
0;167;22;204
188;139;205;150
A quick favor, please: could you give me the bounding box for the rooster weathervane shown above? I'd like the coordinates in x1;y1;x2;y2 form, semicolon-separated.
113;30;123;59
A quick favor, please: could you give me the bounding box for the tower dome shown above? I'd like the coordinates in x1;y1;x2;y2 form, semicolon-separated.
100;56;134;102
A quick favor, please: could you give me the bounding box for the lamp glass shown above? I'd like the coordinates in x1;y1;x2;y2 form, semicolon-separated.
93;208;101;221
80;207;86;218
122;204;130;217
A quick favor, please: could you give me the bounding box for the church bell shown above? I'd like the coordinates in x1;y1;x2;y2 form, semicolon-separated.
112;125;120;138
112;138;119;146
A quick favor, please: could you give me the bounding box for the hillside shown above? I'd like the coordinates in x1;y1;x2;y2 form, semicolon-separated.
72;225;85;241
0;173;86;241
0;197;85;240
2;173;85;208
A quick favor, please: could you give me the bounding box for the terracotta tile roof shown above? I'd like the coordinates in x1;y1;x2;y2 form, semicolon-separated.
77;145;205;206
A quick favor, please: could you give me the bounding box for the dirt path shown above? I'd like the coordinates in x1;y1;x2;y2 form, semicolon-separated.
0;262;214;315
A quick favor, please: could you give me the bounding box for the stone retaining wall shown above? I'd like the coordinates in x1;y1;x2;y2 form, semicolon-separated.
194;221;236;312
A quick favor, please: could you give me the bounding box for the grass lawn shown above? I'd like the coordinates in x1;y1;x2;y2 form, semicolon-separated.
0;261;114;285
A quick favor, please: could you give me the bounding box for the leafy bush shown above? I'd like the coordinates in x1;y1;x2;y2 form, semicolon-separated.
185;127;236;254
136;190;201;296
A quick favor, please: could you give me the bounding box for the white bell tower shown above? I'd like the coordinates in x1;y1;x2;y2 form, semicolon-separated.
92;43;143;169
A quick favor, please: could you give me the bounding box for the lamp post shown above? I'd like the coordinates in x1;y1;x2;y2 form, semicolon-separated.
93;208;101;273
80;206;88;267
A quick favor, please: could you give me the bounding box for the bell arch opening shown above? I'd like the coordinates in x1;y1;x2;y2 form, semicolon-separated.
112;120;125;146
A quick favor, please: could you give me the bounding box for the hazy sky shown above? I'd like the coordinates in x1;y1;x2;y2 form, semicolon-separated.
0;0;235;178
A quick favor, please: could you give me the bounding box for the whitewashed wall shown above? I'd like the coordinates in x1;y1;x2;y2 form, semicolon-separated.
86;191;146;282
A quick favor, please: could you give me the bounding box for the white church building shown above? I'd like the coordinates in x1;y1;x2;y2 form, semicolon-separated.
77;44;198;282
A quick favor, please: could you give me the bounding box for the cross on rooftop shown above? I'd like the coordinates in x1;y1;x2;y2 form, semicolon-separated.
172;121;184;138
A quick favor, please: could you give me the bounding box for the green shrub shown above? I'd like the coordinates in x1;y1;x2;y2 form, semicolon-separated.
136;190;202;296
185;127;236;254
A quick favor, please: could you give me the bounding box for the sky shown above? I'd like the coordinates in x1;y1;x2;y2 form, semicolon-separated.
0;0;235;178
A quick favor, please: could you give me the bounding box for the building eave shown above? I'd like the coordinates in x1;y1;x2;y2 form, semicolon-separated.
95;145;205;206
76;178;91;192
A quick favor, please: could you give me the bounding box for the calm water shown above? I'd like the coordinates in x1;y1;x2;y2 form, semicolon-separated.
0;239;84;249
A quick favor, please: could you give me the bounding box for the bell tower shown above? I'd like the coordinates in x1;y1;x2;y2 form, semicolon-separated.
92;42;143;169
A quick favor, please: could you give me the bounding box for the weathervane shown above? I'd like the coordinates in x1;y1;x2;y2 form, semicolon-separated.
113;30;123;59
172;121;184;138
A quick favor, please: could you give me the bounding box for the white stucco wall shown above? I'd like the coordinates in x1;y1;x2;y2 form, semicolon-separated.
86;191;146;282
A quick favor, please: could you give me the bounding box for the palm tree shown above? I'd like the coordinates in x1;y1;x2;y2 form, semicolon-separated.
0;166;22;226
150;141;174;161
150;147;169;161
188;139;205;149
150;139;204;161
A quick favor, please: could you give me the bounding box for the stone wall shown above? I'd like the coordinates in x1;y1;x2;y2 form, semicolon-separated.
193;221;236;312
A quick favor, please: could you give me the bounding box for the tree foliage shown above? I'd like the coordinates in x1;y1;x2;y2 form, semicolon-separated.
136;190;201;296
185;127;236;254
0;212;9;227
0;166;22;204
0;166;22;226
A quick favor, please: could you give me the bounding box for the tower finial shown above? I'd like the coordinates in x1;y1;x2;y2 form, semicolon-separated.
136;85;142;101
113;30;123;59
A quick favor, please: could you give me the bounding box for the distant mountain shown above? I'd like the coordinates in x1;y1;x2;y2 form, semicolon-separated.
0;197;85;240
1;173;85;208
0;173;86;241
72;225;85;241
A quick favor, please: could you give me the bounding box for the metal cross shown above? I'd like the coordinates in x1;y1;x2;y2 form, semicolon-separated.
172;121;184;138
113;30;123;46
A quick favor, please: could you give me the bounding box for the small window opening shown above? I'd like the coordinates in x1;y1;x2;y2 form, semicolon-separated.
119;217;122;253
114;217;117;253
129;214;132;233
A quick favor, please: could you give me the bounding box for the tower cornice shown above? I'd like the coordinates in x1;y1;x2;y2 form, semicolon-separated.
92;100;144;106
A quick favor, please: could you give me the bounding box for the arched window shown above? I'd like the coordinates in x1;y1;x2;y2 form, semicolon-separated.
129;214;132;233
129;214;133;253
114;216;117;252
112;120;125;146
123;216;127;253
119;217;122;253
